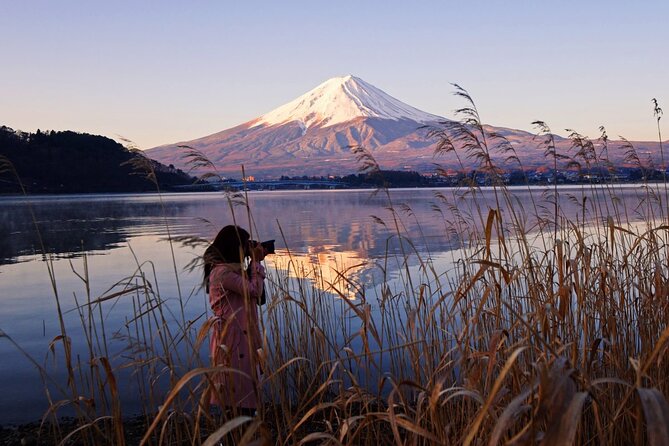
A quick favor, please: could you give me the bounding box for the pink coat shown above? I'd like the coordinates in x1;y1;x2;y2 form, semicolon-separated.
208;262;265;409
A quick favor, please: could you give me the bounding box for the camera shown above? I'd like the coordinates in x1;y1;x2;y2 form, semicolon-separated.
250;239;275;254
260;239;275;254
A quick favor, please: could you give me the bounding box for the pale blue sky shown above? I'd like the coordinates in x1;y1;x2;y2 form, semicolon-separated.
2;1;667;148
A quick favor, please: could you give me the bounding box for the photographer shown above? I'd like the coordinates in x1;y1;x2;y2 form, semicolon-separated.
202;225;272;416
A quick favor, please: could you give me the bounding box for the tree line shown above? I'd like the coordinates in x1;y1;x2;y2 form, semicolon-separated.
0;126;195;194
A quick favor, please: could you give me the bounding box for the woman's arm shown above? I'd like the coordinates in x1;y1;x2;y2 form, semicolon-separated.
219;262;265;299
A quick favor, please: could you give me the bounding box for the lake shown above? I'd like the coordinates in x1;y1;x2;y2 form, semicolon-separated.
0;184;662;425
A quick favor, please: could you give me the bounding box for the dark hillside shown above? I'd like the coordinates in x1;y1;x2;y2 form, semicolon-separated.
0;126;195;193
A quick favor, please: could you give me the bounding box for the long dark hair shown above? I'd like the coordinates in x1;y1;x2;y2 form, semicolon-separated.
203;225;250;292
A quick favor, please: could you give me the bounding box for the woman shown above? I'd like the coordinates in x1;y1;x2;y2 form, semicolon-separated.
203;225;267;415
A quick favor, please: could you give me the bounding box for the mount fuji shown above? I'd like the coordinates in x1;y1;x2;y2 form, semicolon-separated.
146;76;665;178
146;75;448;177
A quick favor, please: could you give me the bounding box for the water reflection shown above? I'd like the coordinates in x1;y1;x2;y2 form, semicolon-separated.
2;186;656;266
0;195;195;265
0;190;456;266
268;247;368;300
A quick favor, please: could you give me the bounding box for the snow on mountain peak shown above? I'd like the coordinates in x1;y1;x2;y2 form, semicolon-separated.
254;75;442;129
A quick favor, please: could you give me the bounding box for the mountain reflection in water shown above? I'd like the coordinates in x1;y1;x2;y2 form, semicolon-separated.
268;247;368;300
0;190;459;266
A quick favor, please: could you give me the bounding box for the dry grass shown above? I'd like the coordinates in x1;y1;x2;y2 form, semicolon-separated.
2;93;669;445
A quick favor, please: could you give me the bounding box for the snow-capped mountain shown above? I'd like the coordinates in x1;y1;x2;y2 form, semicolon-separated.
146;75;450;177
146;76;665;178
254;75;442;129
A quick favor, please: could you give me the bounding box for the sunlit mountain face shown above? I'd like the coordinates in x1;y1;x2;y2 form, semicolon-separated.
146;76;667;179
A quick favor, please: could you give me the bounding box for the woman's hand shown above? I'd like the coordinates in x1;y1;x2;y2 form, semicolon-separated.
249;242;266;262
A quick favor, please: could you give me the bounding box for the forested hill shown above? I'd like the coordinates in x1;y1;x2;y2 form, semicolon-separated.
0;126;196;194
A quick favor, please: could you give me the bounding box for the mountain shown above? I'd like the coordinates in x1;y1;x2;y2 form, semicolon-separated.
146;76;667;178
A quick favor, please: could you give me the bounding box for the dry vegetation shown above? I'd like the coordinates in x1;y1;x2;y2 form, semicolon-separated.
2;91;669;445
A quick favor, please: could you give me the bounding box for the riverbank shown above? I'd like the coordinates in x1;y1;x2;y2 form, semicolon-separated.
0;404;343;445
0;417;148;446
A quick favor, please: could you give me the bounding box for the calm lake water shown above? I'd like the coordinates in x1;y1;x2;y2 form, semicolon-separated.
0;185;661;424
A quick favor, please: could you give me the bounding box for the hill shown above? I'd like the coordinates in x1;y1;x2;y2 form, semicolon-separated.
0;126;195;194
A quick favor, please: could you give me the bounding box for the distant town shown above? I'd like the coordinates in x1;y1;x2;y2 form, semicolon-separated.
178;166;668;192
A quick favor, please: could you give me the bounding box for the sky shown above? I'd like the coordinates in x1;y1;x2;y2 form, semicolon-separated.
2;1;668;149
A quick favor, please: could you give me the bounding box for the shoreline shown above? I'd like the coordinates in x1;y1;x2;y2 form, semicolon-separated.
0;416;150;446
